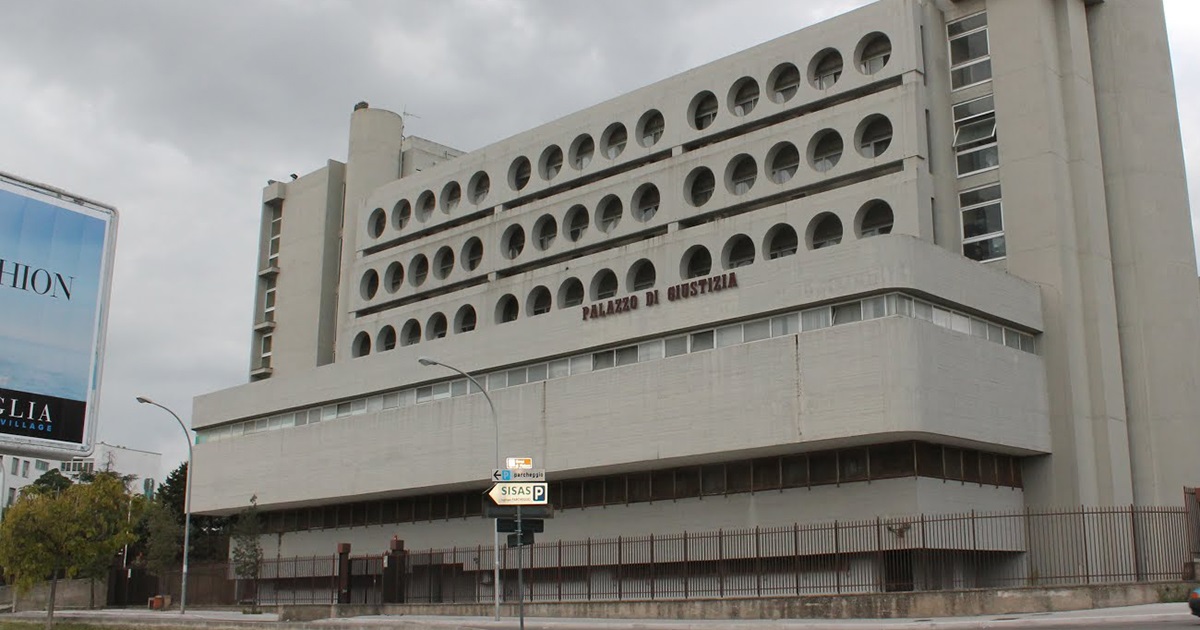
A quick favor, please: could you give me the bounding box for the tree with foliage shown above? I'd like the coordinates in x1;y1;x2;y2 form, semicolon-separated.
156;462;229;562
26;469;72;497
230;495;263;609
141;500;182;578
0;473;135;629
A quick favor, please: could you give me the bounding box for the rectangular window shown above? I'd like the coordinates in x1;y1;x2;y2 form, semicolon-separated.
832;302;862;325
953;95;998;177
615;346;639;366
771;313;799;337
35;460;48;472
507;367;528;386
638;340;664;361
527;363;548;382
743;319;771;342
569;355;592;375
715;325;742;348
549;358;570;379
959;183;1005;262
801;307;831;331
592;350;615;370
664;336;689;357
948;12;991;90
22;460;29;478
862;296;886;320
690;330;714;352
10;458;17;475
487;372;508;390
449;379;467;396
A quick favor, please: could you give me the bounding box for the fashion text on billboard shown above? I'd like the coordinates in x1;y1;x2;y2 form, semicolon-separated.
0;172;117;455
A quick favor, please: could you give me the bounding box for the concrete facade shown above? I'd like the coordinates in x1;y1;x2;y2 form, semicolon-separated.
193;0;1200;561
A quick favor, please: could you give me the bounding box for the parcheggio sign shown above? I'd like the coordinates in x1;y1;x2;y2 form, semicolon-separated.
0;171;117;456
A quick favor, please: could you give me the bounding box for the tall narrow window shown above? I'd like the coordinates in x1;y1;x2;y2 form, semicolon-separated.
688;168;716;207
633;184;660;222
691;92;719;130
810;213;843;250
768;142;800;184
263;277;276;321
858;116;893;158
948;13;991;90
565;205;589;242
953;95;998;176
811;131;843;173
960;183;1005;262
638;110;665;147
729;78;759;116
769;63;801;103
727;155;757;195
267;205;282;267
811;49;843;90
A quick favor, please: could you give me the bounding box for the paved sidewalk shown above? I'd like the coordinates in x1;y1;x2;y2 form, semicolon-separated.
6;602;1196;629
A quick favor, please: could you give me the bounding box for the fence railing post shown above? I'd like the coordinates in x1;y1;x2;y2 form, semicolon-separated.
683;531;689;600
1080;505;1091;585
793;523;801;596
586;537;592;602
557;539;563;602
617;536;623;601
834;521;841;595
649;534;656;600
755;526;762;597
718;529;725;598
1130;505;1141;582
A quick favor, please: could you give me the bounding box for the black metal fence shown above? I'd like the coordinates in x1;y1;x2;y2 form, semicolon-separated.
116;505;1198;607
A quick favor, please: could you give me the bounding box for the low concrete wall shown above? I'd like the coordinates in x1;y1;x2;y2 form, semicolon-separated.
0;577;107;612
277;582;1191;622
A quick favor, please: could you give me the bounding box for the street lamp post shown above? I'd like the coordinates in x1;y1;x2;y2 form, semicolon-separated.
136;396;192;615
417;357;501;621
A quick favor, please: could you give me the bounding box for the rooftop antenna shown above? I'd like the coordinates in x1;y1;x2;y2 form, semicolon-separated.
401;104;422;120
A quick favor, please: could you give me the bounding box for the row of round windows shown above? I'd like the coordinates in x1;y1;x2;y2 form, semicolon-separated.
361;198;895;302
364;113;895;294
352;202;895;356
365;33;894;242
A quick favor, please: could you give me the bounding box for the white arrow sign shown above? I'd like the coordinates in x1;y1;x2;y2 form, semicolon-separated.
488;482;548;506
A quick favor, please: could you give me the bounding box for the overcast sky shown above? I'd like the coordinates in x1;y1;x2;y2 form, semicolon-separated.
0;1;1197;481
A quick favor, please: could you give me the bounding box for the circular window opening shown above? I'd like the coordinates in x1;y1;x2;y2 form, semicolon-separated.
636;109;665;147
569;134;595;170
856;115;893;158
469;171;491;204
502;224;525;260
764;223;799;260
632;183;660;222
533;214;558;251
440;182;461;213
768;62;802;104
410;254;429;287
415;190;436;221
596;195;623;234
393;200;412;230
400;319;421;346
426;312;448;340
686;167;716;208
690;91;719;131
558;277;585;308
360;269;380;300
508;156;532;191
857;32;892;75
368;208;387;239
857;200;895;237
723;234;756;269
728;77;760;117
809;48;844;90
809;212;844;250
681;245;712;279
627;259;657;291
591;269;618;300
600;122;628;159
539;145;564;180
725;154;758;195
809;130;844;173
377;325;397;352
528;286;552;316
496;294;519;324
432;246;455;279
454;304;477;333
564;205;589;242
767;142;800;185
384;261;404;293
352;331;372;357
462;237;483;271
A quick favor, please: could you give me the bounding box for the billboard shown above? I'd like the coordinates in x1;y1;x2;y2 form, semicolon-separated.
0;171;117;457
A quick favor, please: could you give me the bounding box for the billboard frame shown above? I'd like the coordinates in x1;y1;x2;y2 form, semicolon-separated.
0;170;118;459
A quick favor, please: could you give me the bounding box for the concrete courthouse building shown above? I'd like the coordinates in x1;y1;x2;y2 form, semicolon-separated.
192;0;1200;590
